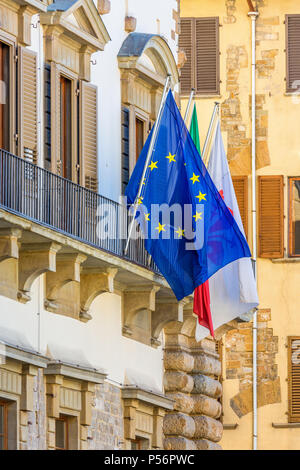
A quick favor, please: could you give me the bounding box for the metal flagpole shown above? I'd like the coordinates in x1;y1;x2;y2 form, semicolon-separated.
124;74;171;256
201;102;220;166
183;88;195;127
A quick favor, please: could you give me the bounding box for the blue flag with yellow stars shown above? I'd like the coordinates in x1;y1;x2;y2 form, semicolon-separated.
125;90;251;301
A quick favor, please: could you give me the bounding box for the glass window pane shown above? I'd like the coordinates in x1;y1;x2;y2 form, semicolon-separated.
291;179;300;255
0;435;3;450
55;419;65;449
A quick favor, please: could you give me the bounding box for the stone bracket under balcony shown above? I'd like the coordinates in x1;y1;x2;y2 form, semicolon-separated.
18;242;62;303
44;253;87;318
0;228;22;301
79;268;118;322
151;299;187;346
122;285;160;339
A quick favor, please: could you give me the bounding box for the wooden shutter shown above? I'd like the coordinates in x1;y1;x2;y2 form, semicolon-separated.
121;107;129;195
286;15;300;93
18;47;37;163
258;175;284;258
232;176;248;238
288;337;300;422
195;17;220;95
179;18;193;95
80;81;97;192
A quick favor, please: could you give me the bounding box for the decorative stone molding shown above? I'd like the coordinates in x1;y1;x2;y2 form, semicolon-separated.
18;242;61;303
122;386;173;449
44;361;106;448
0;229;22;300
122;285;160;343
79;268;117;322
44;253;87;317
125;16;137;33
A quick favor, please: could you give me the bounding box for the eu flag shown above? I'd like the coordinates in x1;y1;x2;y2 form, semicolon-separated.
126;91;251;301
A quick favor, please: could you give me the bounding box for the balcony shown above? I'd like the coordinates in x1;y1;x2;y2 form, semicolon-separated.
0;149;188;344
0;148;157;273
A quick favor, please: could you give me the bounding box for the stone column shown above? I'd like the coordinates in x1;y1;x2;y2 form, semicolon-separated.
163;320;223;450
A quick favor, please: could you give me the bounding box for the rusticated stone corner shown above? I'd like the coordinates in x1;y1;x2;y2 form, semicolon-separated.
164;437;197;451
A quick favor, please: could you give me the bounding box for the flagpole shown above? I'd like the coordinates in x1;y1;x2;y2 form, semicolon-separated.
201;102;220;166
183;88;195;126
124;74;171;256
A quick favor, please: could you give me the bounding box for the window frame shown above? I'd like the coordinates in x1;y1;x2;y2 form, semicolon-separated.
179;16;220;96
288;177;300;257
0;400;8;450
285;14;300;94
55;415;69;450
0;33;16;155
288;336;300;422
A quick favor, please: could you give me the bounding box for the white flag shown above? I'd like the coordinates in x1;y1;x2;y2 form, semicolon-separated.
196;122;259;342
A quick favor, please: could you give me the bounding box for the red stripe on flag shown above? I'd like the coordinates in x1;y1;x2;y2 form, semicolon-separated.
193;281;214;338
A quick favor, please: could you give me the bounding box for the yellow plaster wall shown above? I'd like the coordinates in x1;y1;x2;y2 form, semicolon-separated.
181;0;300;450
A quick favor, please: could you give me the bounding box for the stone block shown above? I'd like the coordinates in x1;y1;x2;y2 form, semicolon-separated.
164;371;194;393
164;351;194;373
193;353;221;376
192;375;222;399
164;437;197;451
166;392;194;414
193;415;223;442
163;413;195;438
191;395;222;419
195;439;222;450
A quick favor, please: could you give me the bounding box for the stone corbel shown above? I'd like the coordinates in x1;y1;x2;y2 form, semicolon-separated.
81;382;95;426
0;228;21;300
79;45;95;82
122;285;160;337
18;242;61;303
18;5;37;46
42;25;64;63
123;398;139;440
44;253;87;316
152;407;166;449
151;298;186;347
79;268;117;322
0;228;21;261
46;374;63;419
20;364;38;412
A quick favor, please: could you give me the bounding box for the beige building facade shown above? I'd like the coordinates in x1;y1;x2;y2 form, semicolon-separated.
180;0;300;450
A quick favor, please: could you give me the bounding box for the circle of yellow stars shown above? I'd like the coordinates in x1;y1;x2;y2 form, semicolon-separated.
142;154;206;235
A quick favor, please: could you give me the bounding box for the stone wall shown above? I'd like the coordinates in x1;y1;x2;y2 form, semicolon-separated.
22;369;47;450
88;382;124;450
163;320;223;450
225;309;281;418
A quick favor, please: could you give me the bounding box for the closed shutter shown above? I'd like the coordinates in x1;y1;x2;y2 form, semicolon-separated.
258;175;284;258
232;176;248;238
179;18;194;95
288;337;300;422
121;107;129;195
195;17;219;95
51;62;60;174
286;15;300;93
44;64;51;171
80;81;97;192
18;47;38;163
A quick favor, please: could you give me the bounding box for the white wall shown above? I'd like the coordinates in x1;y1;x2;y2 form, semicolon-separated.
0;279;164;391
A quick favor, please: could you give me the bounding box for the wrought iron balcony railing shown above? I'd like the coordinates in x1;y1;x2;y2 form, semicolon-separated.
0;149;158;273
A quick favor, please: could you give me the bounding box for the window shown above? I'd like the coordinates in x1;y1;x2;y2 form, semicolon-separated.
232;176;248;239
289;177;300;256
179;17;220;95
288;337;300;422
0;401;8;450
258;175;284;259
286;15;300;93
55;415;69;450
131;437;149;450
0;41;10;151
60;76;72;180
135;118;144;162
